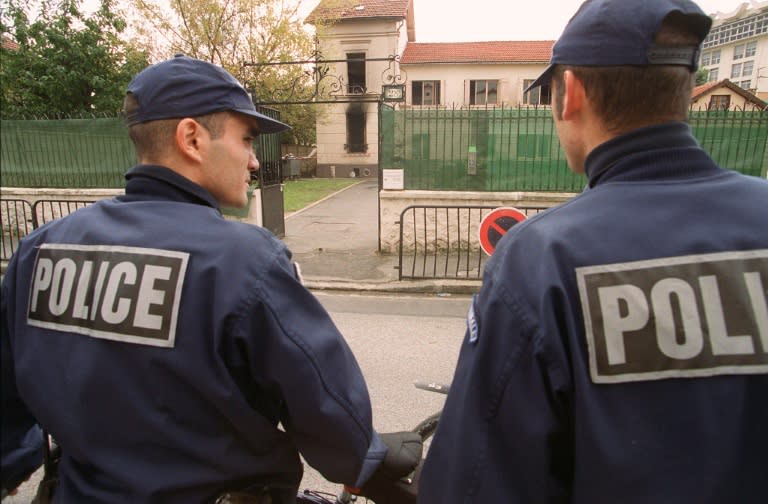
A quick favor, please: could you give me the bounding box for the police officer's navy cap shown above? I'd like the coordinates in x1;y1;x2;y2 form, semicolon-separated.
525;0;712;92
126;54;291;133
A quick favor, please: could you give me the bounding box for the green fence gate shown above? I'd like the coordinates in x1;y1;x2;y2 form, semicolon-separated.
380;105;768;192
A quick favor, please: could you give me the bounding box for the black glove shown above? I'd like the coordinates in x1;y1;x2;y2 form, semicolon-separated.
356;431;423;504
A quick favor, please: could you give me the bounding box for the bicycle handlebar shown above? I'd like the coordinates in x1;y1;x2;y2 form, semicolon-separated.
413;381;450;395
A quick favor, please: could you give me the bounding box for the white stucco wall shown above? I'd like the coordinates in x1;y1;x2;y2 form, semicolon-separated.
315;18;407;172
699;38;768;100
378;188;577;253
402;62;550;107
699;2;768;100
690;86;766;110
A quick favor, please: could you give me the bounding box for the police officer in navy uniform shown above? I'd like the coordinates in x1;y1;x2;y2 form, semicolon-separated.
1;55;420;503
420;0;768;502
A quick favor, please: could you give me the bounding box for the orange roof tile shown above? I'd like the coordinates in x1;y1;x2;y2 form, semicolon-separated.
401;41;554;64
692;80;721;96
2;34;19;51
307;0;410;24
691;78;767;108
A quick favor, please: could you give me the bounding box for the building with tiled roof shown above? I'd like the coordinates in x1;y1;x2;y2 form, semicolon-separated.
698;0;768;100
691;78;767;110
305;0;554;178
401;41;553;65
306;0;415;178
400;40;554;107
306;0;412;24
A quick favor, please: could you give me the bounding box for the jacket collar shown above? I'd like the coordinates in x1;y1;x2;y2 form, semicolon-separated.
122;164;221;211
584;121;717;188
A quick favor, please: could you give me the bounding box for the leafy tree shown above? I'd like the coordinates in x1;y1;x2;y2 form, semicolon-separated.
129;0;349;145
695;68;711;86
0;0;149;118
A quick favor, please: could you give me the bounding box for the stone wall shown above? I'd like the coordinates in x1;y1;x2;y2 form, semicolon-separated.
1;187;263;226
379;189;578;254
1;188;264;267
316;163;378;179
2;187;577;260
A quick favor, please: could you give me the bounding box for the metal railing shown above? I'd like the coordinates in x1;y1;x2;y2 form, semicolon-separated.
3;109;764;190
344;143;369;153
1;199;34;260
1;106;285;189
380;106;768;191
32;200;93;228
396;204;550;280
381;105;578;192
0;200;94;260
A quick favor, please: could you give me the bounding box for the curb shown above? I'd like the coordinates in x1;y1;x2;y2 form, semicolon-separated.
303;278;481;295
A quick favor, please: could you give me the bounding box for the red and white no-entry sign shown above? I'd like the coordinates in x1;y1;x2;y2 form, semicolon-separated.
479;207;527;256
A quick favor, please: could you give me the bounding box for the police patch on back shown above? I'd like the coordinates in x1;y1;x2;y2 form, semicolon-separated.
27;244;189;348
577;250;768;384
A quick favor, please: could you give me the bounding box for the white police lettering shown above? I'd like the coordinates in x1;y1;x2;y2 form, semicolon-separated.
577;250;768;383
28;244;189;347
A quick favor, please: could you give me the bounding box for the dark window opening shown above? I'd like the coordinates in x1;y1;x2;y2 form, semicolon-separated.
412;81;441;106
709;94;731;110
346;109;366;152
469;80;498;105
523;80;552;105
347;52;366;94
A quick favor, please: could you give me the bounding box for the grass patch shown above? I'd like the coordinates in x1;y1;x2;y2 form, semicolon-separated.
282;178;361;213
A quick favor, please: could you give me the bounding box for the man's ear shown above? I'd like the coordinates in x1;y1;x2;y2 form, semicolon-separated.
175;118;206;163
561;70;586;121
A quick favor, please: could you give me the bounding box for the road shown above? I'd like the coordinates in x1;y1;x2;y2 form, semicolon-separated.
3;291;471;502
298;291;470;496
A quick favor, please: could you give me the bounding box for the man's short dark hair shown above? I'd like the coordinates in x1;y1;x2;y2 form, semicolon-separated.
123;93;228;159
553;12;699;133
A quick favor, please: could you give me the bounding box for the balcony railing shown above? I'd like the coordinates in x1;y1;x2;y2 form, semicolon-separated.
344;143;368;153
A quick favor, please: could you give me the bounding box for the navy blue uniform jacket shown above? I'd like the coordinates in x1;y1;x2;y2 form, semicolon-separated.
420;122;768;503
1;165;385;502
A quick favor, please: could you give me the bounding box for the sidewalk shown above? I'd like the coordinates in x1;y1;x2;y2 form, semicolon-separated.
281;178;480;294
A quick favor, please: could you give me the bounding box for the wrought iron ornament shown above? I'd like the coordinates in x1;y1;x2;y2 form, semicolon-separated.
243;49;407;105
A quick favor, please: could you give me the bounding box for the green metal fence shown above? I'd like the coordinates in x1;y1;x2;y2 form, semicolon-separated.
2;108;766;190
0;107;286;189
1;117;135;188
689;110;767;177
380;105;768;192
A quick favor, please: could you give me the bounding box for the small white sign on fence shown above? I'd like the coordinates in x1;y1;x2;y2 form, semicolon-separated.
383;169;404;190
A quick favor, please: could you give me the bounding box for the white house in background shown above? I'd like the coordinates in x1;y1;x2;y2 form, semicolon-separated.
400;41;554;107
304;0;764;182
306;0;415;178
691;78;767;109
699;0;768;100
305;0;554;178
